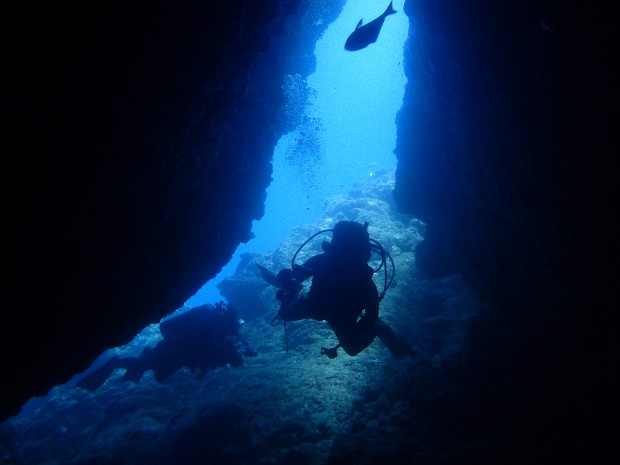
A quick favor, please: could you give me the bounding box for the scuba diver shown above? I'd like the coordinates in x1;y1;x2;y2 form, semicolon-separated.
76;302;255;392
259;220;416;359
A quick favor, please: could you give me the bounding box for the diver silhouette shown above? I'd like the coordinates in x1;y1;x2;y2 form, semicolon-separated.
76;302;255;392
263;220;416;359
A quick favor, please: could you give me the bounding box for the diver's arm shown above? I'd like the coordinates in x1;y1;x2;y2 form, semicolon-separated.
276;255;319;290
291;254;323;282
291;264;313;282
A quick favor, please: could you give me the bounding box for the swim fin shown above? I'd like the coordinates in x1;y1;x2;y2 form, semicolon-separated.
375;319;417;358
76;355;121;392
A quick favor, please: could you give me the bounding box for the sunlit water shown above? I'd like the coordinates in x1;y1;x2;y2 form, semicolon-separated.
186;0;409;306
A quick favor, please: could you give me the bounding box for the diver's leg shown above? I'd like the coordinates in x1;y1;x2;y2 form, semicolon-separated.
120;346;152;382
76;355;121;391
375;319;417;358
330;320;378;357
338;333;377;356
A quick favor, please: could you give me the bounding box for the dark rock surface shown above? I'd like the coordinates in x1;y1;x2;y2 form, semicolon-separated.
2;0;345;421
393;0;616;460
396;0;616;309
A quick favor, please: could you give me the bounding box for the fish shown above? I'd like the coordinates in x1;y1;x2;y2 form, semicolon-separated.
345;1;397;51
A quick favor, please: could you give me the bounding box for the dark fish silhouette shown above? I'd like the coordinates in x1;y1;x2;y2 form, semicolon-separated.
345;1;397;51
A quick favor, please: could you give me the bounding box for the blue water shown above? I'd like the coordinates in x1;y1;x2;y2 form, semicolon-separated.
186;0;409;307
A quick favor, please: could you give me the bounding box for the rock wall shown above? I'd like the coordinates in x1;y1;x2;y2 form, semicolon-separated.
393;0;616;456
396;0;615;302
2;0;344;421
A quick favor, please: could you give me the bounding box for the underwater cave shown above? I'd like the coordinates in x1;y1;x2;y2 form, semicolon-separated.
2;0;615;463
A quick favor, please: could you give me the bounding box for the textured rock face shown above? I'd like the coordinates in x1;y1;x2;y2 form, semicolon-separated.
395;3;615;314
393;0;615;454
2;0;344;421
395;0;615;305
